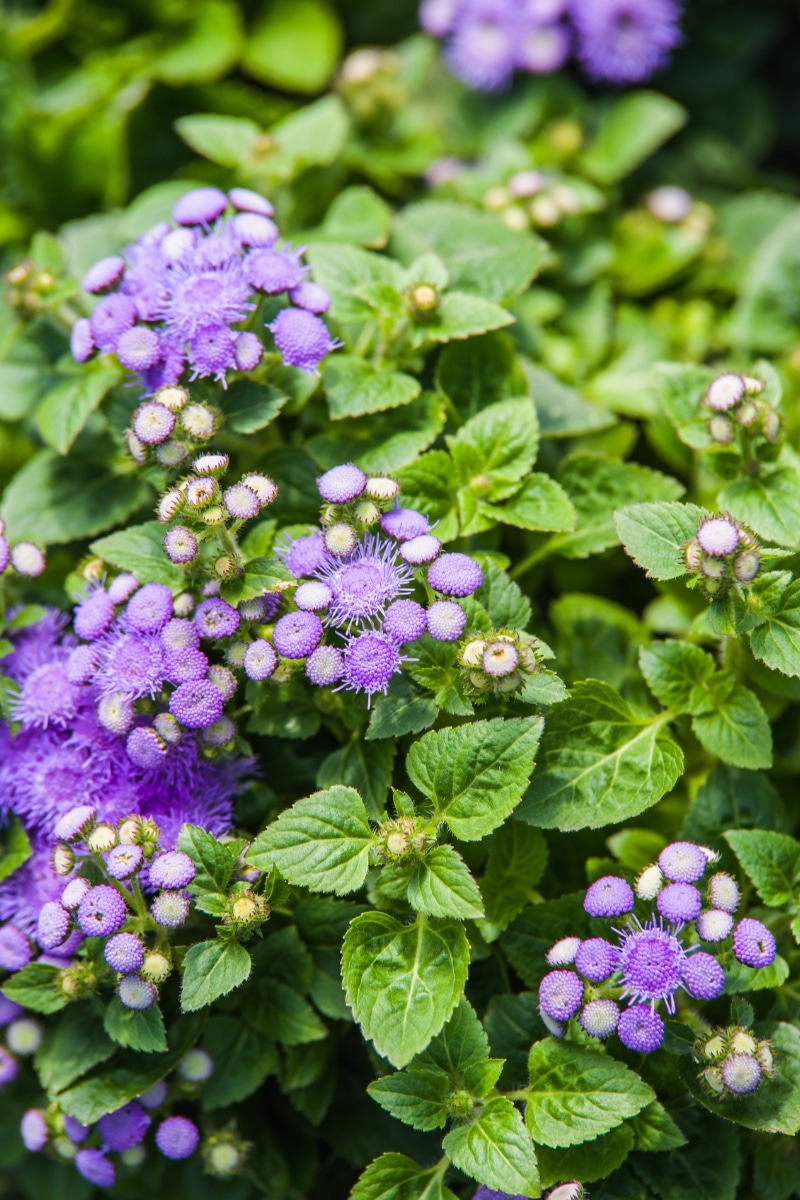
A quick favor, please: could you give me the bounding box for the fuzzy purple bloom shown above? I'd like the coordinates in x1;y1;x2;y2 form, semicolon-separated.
70;319;95;363
235;331;263;371
53;806;96;842
118;974;157;1010
658;840;708;883
721;1054;762;1095
90;293;136;352
695;909;734;942
37;902;71;951
74;589;116;641
617;920;686;1012
83;255;125;293
224;484;260;521
163;526;198;565
617;1004;664;1052
0;1047;18;1086
76;885;128;937
105;844;143;880
10;663;82;731
169;680;225;729
164;646;209;684
279;532;328;578
0;925;32;972
682;951;725;1000
295;581;332;612
426;600;467;641
195;598;240;640
126;726;168;768
76;1148;116;1188
150;851;195;890
97;1101;151;1151
380;506;431;543
268;307;339;375
538;969;584;1022
289;281;331;314
244;640;277;681
341;631;403;699
173;187;228;226
317;464;367;504
427;552;483;597
231;213;278;248
247;248;307;294
105;932;145;975
305;644;345;686
579;998;620;1040
21;1110;48;1151
139;1080;168;1109
151;890;191;928
384;600;428;644
156;1115;200;1160
125;584;174;635
574;937;618;982
273;611;324;659
656;882;702;924
584;875;634;917
733;918;776;969
229;188;274;216
571;0;683;84
400;534;442;565
316;535;413;630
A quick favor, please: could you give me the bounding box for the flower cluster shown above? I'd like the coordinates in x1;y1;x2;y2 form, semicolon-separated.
0;606;249;938
71;187;340;390
242;463;485;703
19;1049;219;1188
538;841;777;1052
457;628;542;701
420;0;683;91
703;371;780;448
0;520;46;579
694;1025;776;1100
683;514;761;596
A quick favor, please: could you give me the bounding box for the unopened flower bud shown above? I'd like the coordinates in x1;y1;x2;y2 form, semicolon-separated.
157;491;184;523
734;551;760;583
324;523;357;557
636;863;664;900
155;386;189;412
460;639;487;667
200;506;225;526
241;473;277;506
762;409;780;441
742;376;764;395
483;186;510;211
52;843;75;876
408;283;439;315
354;500;381;525
141;950;172;984
709;414;733;444
154;441;188;468
126;432;148;464
530;194;561;227
181;403;217;440
736;401;758;427
86;824;117;853
702;1066;725;1094
364;477;399;501
729;1030;757;1056
501;206;528;231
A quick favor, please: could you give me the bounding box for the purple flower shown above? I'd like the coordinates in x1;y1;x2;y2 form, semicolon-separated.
267;308;340;375
224;484;260;521
163;527;198;566
9;663;82;730
126;726;168;768
235;332;263;370
341;631;403;700
515;20;571;73
574;937;617;982
427;552;483;597
61;878;92;910
682;951;724;1000
74;588;115;641
697;517;739;556
295;581;332;612
97;1101;151;1151
108;573;139;605
229;188;273;216
164;646;209;684
380;506;431;543
83;255;125;293
400;534;442;565
583;875;634;917
273;612;324;659
545;936;581;966
231;213;278;247
426;600;467;641
64;1115;90;1143
118;325;161;371
708;873;739;913
705;374;745;412
189;325;239;383
579;998;620;1040
76;885;128;937
317;464;367;504
695;909;734;942
139;1080;168;1109
169;680;224;729
316;535;413;631
617;1004;664;1052
125;584;174;635
9;543;45;576
617;919;686;1013
721;1054;762;1095
151;890;190;928
656;882;702;924
150;851;195;889
384;600;427;643
0;996;24;1025
161;618;200;651
208;664;238;701
289;281;331;314
54;805;96;842
76;1147;116;1188
156;1115;200;1160
658;840;707;883
733;918;776;968
36;901;71;951
195;598;240;639
21;1109;48;1151
278;531;328;578
244;641;277;681
305;645;345;686
0;1047;18;1086
105;844;143;880
66;645;98;684
105;932;145;974
90;293;136;352
173;187;228;226
446;1;521;91
247;249;307;294
0;925;32;971
118;974;157;1010
70;319;95;362
538;969;583;1021
571;0;682;84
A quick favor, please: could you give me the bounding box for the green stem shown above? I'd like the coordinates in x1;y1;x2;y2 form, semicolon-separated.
216;524;241;563
509;538;555;580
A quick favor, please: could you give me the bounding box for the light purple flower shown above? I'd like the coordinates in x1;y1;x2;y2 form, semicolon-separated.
164;646;209;684
400;534;441;565
229;188;274;216
173;187;228;226
134;401;176;445
9;663;82;730
341;631;403;699
579;998;620;1040
163;526;198;565
105;844;143;880
571;0;682;84
721;1054;762;1095
538;969;583;1021
426;600;467;641
74;589;116;641
90;293;136;351
278;532;328;578
83;255;125;293
126;726;168;768
273;612;323;659
268;307;340;375
656;882;702;924
289;281;331;314
151;890;190;928
97;1101;151;1151
118;974;157;1010
76;885;128;937
617;1004;664;1052
195;598;240;639
317;464;367;504
21;1109;48;1151
54;806;96;842
156;1115;199;1160
384;600;427;644
658;840;707;883
169;680;225;730
0;925;32;971
574;937;617;982
617;919;685;1012
316;535;412;630
76;1147;116;1188
70;319;95;362
427;552;483;597
125;584;174;635
682;951;724;999
105;932;145;974
37;902;71;951
150;851;195;890
583;875;634;917
244;641;277;681
380;506;431;543
305;645;345;686
733;918;776;968
247;249;307;294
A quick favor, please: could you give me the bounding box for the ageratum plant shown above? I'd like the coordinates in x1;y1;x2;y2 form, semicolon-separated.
0;1;799;1199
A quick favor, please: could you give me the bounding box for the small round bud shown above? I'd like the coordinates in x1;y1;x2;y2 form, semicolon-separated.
52;843;75;876
323;523;358;557
706;373;745;411
118;975;157;1011
709;414;733;444
177;1049;214;1082
6;1018;42;1056
155;386;189;412
409;283;438;314
460;639;487;667
636;864;664;900
141;950;172;983
86;823;117;853
364;477;399;502
157;490;184;523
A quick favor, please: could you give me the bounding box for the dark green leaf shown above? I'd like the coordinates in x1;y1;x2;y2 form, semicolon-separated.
90;522;185;589
180;940;252;1011
103;999;166;1053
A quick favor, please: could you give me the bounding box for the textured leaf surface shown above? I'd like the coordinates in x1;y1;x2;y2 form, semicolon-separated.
724;829;800;906
442;1097;539;1197
615;502;705;580
180;940;252;1011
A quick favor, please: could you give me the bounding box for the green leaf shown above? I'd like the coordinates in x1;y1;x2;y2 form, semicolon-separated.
201;1015;278;1109
395;451;460;543
264;95;349;181
525;1039;655;1148
414;292;514;344
294;897;366;1020
392;201;547;303
630;1109;742;1200
615;501;705;580
748;579;800;677
580;91;687;184
686;1022;800;1136
174;113;265;169
221;380;288;434
351;1154;457;1200
255;977;326;1045
631;1102;687;1151
241;0;342;94
103;999;166;1053
480;473;575;533
318;186;392;249
448;397;538;503
34;359;122;454
655;362;715;450
323;355;420;420
525;361;616;438
35;1005;116;1095
90;522;185;590
639;641;716;714
407;846;484;920
475;558;532;630
246;786;373;894
724;953;789;993
479;823;548;942
501;895;590;991
537;1124;634;1188
682;763;788;848
341;911;469;1067
178;824;235;893
367;1069;450;1132
406;717;543;841
691;682;773;769
3;964;68;1015
518;680;683;831
366;675;438;741
442;1096;539;1198
724;830;800;906
414;999;491;1087
0;816;32;884
219;556;293;604
154;0;242;84
180;940;252;1011
437;331;527;421
317;739;395;821
719;468;800;549
0;449;150;545
306;243;404;325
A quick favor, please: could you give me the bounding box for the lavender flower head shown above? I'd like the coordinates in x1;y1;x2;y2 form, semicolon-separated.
314;534;413;631
74;188;339;388
571;0;683;84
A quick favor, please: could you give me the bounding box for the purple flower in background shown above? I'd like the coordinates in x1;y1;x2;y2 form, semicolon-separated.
618;1004;664;1052
268;307;341;375
156;1115;200;1160
340;631;404;701
571;0;683;84
277;531;329;578
97;1101;151;1151
76;1148;116;1188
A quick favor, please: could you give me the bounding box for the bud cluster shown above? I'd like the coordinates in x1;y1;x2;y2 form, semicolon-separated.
703;371;780;450
5;260;58;317
682;514;760;596
695;1026;776;1099
337;48;405;124
126;385;220;468
457;628;541;701
482;170;591;233
374;816;436;864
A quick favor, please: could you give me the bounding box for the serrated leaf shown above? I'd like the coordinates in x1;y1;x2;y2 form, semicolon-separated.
518;680;683;831
639;641;716;714
395;451;461;543
3;964;68;1014
615;501;706;580
0;815;32;884
479;823;548;942
219;556;293;604
448;397;538;503
525;360;616;438
501;895;590;991
221;380;288;434
724;954;789;993
480;472;576;532
247;786;373;894
367;1069;450;1132
255;977;326;1045
103;999;167;1053
178;823;235;892
537;1124;634;1188
406;717;543;841
407;846;484;920
34;359;122;454
341;911;469;1067
437;330;526;421
318;186;392;249
366;675;438;742
180;940;252;1011
443;1096;539;1198
35;1005;116;1094
306;242;404;325
719;468;800;549
748;579;800;677
90;522;185;590
682;763;788;848
317;739;395;822
631;1102;687;1151
691;682;772;769
351;1154;457;1200
414;999;489;1083
525;1039;655;1148
414;291;514;345
323;356;420;420
201;1015;278;1109
580;91;687;184
724;830;800;906
631;1108;741;1200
